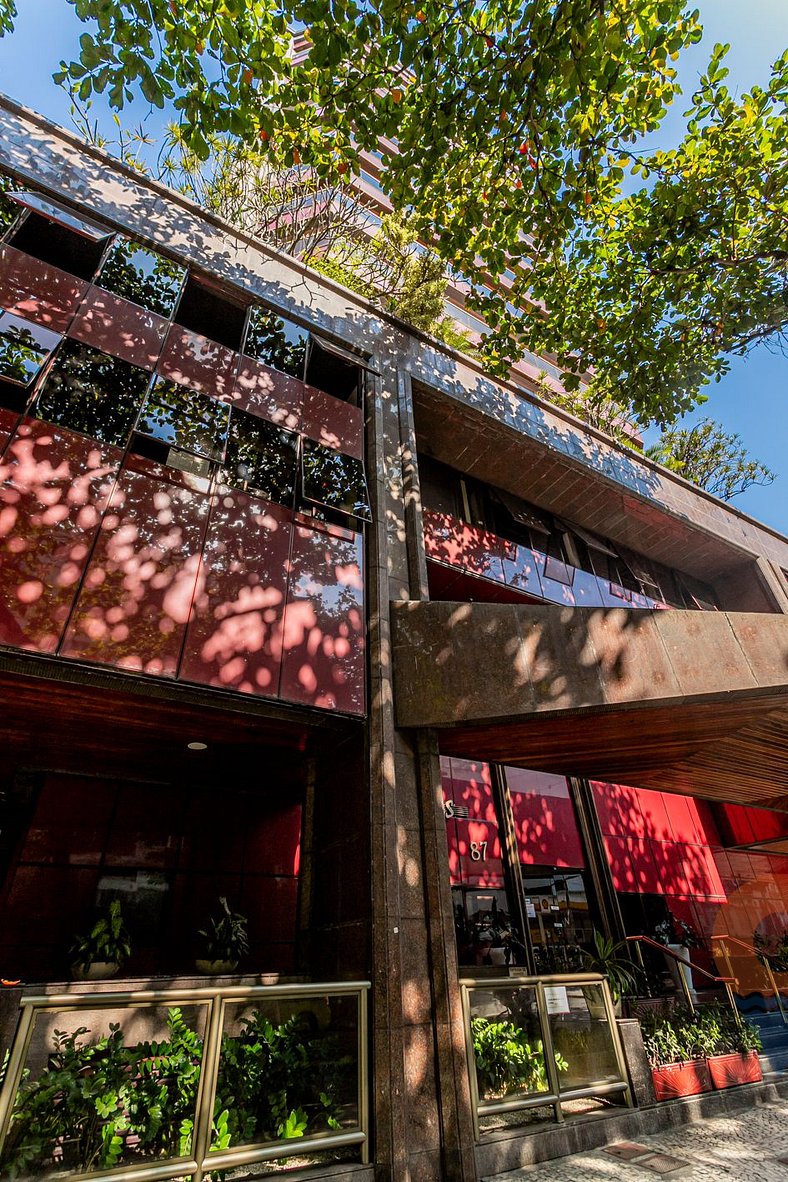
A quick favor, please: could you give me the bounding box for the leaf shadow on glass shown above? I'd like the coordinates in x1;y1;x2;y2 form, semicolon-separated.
33;340;152;448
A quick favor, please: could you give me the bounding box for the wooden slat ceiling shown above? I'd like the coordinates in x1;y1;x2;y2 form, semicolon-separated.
436;693;788;806
0;658;355;788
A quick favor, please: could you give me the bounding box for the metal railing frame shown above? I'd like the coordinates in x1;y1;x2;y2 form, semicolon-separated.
459;972;632;1140
712;933;788;1026
0;980;370;1182
625;935;740;1022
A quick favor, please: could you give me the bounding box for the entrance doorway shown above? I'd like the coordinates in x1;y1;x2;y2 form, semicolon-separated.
521;867;596;974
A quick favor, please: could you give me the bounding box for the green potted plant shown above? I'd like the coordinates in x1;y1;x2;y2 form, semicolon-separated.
196;897;249;974
583;931;641;1016
638;1006;713;1099
702;1005;763;1089
70;899;131;980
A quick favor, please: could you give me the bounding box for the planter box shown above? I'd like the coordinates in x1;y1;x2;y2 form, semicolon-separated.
651;1059;712;1101
707;1051;762;1090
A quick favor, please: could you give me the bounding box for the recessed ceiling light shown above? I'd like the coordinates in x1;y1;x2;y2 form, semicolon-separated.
187;741;208;751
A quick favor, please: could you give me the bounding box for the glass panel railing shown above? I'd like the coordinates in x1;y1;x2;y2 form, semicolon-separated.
0;982;369;1181
460;973;631;1137
0;997;208;1179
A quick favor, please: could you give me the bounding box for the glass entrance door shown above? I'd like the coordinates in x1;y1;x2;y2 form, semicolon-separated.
522;867;595;974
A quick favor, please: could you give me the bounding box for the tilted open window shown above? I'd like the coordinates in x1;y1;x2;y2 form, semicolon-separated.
33;340;152;447
7;193;112;280
0;312;61;410
135;379;230;462
96;237;186;318
173;276;247;351
301;439;371;523
223;408;299;506
243;305;309;379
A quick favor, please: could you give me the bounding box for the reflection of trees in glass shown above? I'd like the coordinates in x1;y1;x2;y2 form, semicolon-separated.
0;315;56;386
34;340;151;447
301;440;371;521
97;236;186;317
0;171;20;231
223;408;298;506
136;379;230;460
244;305;308;378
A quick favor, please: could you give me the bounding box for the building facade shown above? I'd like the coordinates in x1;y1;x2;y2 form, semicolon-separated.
1;95;788;1182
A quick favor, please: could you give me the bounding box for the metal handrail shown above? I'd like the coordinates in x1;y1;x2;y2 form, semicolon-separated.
0;980;370;1182
713;933;788;1027
459;971;632;1139
625;935;739;1020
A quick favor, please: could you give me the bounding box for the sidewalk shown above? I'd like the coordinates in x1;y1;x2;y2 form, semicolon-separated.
486;1099;788;1180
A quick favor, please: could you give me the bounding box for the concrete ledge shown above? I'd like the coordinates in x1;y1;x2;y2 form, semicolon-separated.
476;1075;788;1178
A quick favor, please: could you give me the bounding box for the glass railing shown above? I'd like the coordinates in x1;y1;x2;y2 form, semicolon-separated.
0;980;369;1181
424;510;670;612
460;972;631;1137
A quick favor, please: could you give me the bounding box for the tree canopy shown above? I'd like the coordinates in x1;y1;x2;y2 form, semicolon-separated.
647;418;776;499
0;1;786;430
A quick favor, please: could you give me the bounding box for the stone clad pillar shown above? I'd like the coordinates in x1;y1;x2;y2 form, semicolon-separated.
367;358;477;1180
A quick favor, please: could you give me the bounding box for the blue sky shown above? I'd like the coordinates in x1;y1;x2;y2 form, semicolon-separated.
0;1;786;531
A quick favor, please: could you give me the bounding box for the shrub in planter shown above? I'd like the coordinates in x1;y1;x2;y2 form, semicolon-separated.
470;1016;568;1099
69;899;131;980
638;1004;762;1101
196;897;249;973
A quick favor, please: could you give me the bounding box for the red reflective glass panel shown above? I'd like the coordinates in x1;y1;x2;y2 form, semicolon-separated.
279;521;365;714
158;324;239;398
231;356;304;432
0;406;20;450
0;418;121;652
301;383;363;460
180;489;292;696
69;286;169;369
61;453;211;675
0;243;88;333
507;767;585;868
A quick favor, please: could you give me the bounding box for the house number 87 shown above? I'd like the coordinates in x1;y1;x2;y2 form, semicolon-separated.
469;841;488;861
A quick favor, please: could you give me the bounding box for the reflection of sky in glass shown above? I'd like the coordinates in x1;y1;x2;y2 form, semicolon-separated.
301;440;371;521
223;408;298;505
34;340;152;447
137;379;230;461
9;190;110;240
0;311;60;385
244;305;308;378
98;236;186;317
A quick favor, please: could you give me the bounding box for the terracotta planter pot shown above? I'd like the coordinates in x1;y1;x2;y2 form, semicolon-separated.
707;1051;762;1090
651;1059;712;1101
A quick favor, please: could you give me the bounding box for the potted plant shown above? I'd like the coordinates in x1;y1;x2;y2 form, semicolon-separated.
702;1005;763;1089
196;897;249;974
70;899;131;980
638;1007;713;1100
583;931;641;1017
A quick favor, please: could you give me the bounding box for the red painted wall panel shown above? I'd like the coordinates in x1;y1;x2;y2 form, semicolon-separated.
157;324;239;398
301;384;363;460
69;286;168;370
278;520;365;714
231;356;304;431
61;454;211;675
0;243;88;332
180;488;292;697
0;418;121;651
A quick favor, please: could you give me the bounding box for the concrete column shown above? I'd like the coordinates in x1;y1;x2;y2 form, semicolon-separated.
367;359;477;1180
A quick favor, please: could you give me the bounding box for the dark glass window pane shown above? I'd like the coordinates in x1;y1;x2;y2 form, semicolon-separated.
34;340;151;446
301;439;371;522
174;277;247;350
244;305;308;378
97;237;186;317
9;211;106;280
136;378;230;461
0;312;60;386
223;408;299;505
